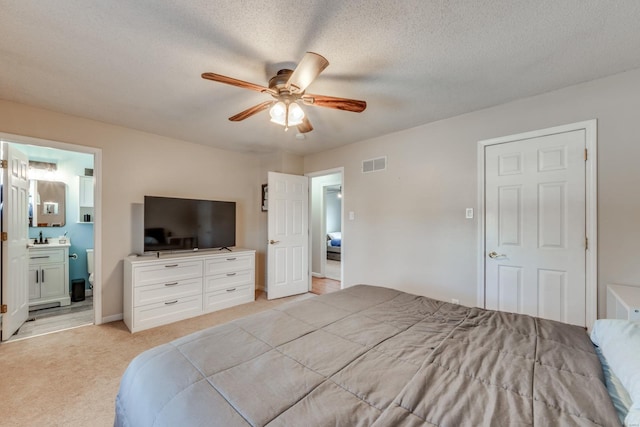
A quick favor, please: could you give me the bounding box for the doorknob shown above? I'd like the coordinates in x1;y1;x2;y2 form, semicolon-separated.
488;251;506;259
269;240;280;245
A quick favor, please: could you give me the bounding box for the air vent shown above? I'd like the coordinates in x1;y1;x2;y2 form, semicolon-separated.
84;168;94;177
362;156;386;173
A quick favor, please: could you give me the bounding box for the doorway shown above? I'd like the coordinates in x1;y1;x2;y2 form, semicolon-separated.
1;133;102;341
307;169;343;294
477;120;597;328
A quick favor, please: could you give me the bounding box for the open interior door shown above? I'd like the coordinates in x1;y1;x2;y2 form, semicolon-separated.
1;142;30;341
267;171;309;299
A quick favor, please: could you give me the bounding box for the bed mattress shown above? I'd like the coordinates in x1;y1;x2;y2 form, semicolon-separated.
115;285;618;426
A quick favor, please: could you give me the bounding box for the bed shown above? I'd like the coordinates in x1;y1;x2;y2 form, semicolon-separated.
115;285;631;426
327;231;341;261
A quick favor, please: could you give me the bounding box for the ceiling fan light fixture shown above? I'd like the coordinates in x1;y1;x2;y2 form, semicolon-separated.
269;101;304;129
203;52;366;134
287;102;304;126
269;101;287;125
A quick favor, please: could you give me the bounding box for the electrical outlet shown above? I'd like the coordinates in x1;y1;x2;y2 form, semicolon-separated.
451;298;459;304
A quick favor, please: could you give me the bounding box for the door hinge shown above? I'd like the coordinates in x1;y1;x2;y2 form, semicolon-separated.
585;237;589;250
584;148;588;161
1;232;7;241
0;159;7;168
1;304;7;314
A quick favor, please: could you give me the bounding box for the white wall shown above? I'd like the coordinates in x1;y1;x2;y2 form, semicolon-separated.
304;68;640;316
325;189;342;234
4;66;639;319
0;100;262;319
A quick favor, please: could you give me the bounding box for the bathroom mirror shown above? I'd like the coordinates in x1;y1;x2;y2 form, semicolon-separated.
29;180;66;227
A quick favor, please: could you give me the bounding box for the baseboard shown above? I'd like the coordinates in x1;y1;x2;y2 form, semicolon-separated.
102;313;123;323
312;272;323;278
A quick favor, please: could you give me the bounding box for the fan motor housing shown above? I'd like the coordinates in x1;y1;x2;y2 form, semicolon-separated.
269;69;297;93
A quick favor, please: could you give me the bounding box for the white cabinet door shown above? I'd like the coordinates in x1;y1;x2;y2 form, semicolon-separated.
78;176;94;223
28;247;70;307
40;264;65;299
29;265;41;300
79;176;94;207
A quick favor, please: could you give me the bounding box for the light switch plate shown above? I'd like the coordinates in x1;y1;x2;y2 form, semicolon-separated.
465;208;474;219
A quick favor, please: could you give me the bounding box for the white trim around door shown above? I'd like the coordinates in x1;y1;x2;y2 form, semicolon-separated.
0;132;103;325
306;167;345;287
477;120;597;328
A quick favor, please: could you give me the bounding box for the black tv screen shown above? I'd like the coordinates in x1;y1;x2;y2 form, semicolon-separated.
143;196;236;253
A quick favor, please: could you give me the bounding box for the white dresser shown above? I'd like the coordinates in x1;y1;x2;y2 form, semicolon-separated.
28;243;71;308
606;283;640;321
123;248;255;333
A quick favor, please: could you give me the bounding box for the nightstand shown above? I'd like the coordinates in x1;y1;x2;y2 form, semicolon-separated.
606;284;640;321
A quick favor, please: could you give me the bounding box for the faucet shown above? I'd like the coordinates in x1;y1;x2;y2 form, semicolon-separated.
39;231;43;244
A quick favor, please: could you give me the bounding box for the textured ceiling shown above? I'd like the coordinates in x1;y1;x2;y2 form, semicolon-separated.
2;1;640;156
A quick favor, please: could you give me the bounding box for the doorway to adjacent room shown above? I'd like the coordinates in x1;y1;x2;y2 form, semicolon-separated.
307;169;343;294
1;133;101;342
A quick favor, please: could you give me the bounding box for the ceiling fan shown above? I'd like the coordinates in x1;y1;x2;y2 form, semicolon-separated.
202;52;367;134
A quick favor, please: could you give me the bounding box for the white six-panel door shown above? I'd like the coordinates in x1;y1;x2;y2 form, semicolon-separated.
1;143;30;341
267;171;309;299
484;130;587;326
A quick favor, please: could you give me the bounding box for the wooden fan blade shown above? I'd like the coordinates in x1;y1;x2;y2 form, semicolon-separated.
286;52;329;92
302;94;367;113
229;101;274;121
297;116;313;133
202;72;268;93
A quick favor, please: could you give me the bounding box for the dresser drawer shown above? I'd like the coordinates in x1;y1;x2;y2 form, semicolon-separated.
204;270;252;293
204;284;254;313
134;278;202;307
134;260;202;287
205;255;252;275
29;249;65;264
133;294;202;332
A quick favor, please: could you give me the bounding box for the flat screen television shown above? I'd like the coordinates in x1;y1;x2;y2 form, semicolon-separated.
143;196;236;253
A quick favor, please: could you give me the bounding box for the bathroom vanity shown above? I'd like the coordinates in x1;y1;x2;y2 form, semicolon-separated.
28;240;71;308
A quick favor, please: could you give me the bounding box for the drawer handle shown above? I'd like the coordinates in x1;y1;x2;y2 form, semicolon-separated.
30;256;50;259
165;300;178;305
226;273;237;277
226;257;237;261
164;264;178;268
164;282;178;287
226;288;236;292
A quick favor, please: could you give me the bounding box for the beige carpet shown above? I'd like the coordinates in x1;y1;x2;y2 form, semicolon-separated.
0;291;314;427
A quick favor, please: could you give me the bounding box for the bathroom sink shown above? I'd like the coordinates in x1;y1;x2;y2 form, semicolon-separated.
28;238;71;248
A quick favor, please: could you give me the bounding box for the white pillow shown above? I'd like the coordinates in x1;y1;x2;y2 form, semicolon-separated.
591;319;640;426
327;231;341;240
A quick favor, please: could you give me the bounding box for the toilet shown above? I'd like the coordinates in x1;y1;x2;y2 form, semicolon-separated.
86;248;94;287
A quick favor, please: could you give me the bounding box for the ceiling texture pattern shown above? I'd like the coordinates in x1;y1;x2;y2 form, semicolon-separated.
2;1;640;155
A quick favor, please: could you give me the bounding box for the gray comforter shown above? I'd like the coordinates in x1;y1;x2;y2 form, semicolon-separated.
115;285;619;426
